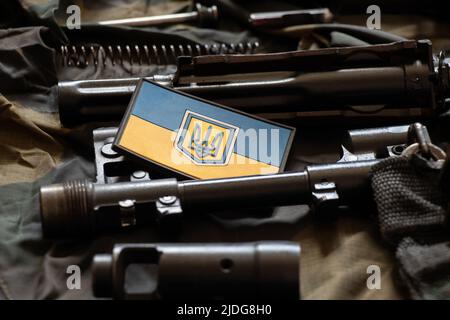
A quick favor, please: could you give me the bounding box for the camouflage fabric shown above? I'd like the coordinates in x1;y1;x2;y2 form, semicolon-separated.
2;0;450;300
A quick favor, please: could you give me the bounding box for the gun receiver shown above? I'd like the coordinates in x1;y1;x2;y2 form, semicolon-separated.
39;123;441;238
93;242;300;299
58;40;449;126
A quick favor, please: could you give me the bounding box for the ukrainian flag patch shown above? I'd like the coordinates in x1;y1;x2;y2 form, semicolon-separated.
114;79;295;179
175;111;239;166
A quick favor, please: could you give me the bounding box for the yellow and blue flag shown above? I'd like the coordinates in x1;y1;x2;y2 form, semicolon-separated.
115;80;295;179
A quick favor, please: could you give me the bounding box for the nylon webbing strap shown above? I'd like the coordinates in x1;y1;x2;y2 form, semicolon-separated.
371;156;446;243
371;155;450;299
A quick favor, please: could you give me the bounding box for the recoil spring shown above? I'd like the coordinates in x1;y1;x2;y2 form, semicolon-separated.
60;42;260;67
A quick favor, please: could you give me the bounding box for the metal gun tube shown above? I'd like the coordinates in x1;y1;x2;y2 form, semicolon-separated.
58;63;433;125
249;8;333;28
345;125;410;155
58;77;160;124
97;4;218;27
93;241;301;299
40;160;377;237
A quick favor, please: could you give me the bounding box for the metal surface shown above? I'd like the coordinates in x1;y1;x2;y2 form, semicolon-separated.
98;4;218;28
40;162;376;237
402;123;447;165
93;127;153;184
344;125;409;157
40;123;416;237
96;3;332;30
198;0;333;29
249;8;333;28
92;242;300;299
57;64;433;124
57;40;445;126
59;41;260;67
94;124;409;184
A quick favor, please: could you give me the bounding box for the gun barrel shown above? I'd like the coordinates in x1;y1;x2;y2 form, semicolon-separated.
180;171;310;208
39;160;377;237
179;65;430;108
58;77;159;124
58;63;433;125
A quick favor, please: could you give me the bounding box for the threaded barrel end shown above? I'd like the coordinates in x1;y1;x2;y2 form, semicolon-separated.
40;180;95;238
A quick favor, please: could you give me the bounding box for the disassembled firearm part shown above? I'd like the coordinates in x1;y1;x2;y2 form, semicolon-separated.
96;2;332;29
93;241;300;299
59;41;260;68
58;40;449;126
91;124;411;185
249;8;333;28
39;123;446;238
197;0;333;29
98;4;218;28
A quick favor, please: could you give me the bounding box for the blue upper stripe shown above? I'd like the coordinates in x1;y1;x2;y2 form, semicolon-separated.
130;81;293;167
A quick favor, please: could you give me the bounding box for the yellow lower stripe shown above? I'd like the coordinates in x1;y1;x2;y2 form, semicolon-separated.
118;115;280;179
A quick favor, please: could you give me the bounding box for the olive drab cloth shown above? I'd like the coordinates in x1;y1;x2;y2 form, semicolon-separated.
1;0;450;300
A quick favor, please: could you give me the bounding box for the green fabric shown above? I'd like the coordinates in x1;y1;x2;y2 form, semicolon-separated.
2;0;450;300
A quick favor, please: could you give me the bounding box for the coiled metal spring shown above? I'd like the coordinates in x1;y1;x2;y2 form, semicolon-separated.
60;42;260;67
